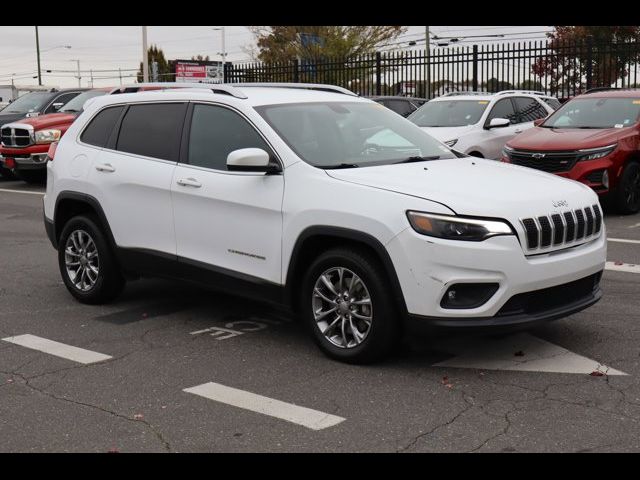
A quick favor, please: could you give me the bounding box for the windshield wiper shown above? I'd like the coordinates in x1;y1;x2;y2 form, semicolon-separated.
322;163;360;169
394;155;441;164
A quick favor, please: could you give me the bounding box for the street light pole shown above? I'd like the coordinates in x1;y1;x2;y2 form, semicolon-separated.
142;26;149;83
35;26;42;86
213;27;227;83
71;59;81;87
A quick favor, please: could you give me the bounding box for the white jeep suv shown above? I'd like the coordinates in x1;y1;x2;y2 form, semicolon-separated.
407;91;559;159
43;83;606;363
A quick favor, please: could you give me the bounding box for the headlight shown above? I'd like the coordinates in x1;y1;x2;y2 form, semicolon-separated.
577;144;616;161
502;144;514;158
407;211;514;241
444;139;458;147
35;129;62;144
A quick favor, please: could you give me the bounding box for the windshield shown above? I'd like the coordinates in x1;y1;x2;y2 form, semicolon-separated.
542;97;640;129
407;99;489;127
60;90;107;113
1;91;51;114
256;101;457;168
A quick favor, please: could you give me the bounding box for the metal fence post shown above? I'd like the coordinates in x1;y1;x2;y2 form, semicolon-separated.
375;52;382;96
585;36;594;90
293;58;299;83
472;45;478;91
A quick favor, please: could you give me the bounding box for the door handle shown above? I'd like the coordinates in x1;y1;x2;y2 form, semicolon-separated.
177;177;202;188
95;163;115;173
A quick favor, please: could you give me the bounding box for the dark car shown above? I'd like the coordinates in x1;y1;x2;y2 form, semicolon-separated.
369;96;428;117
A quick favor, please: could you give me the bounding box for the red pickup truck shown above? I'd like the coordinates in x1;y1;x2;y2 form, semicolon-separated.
0;88;112;183
0;84;177;183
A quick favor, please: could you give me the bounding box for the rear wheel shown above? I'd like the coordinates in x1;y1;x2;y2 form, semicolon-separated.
300;247;400;364
614;161;640;214
58;215;125;304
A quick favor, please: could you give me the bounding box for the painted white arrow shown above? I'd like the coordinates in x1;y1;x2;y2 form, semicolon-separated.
433;333;627;375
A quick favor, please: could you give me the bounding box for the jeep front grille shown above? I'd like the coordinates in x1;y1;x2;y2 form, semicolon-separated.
520;204;603;253
1;127;33;147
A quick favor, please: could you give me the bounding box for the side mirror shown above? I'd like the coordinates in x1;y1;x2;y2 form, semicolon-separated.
533;118;546;127
227;148;280;173
52;102;65;111
486;117;510;129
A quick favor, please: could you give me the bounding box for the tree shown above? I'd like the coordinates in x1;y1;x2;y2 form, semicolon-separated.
532;26;640;94
518;79;544;91
249;26;407;63
137;45;172;82
481;77;514;93
191;55;210;62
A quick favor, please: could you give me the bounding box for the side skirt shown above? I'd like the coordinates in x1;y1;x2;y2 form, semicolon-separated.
116;247;287;307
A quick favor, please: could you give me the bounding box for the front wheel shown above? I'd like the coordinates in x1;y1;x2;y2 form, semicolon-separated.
58;215;125;304
300;248;401;364
613;161;640;214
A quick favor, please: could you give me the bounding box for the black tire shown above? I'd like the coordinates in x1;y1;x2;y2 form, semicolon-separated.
0;165;16;180
300;247;401;364
613;161;640;214
58;214;125;304
15;169;46;185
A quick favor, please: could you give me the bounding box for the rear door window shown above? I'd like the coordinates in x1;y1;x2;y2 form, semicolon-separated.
116;103;187;161
513;97;549;122
80;105;125;148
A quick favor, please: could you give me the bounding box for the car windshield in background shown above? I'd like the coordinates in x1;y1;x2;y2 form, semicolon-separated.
1;91;50;114
407;100;489;127
59;90;107;113
256;101;457;168
542;97;640;129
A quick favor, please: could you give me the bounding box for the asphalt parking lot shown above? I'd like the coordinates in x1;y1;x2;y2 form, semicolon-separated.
1;177;640;453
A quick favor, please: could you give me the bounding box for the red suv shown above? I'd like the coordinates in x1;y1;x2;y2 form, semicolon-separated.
502;89;640;214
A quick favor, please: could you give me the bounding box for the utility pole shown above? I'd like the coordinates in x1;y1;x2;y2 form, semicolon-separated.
35;26;42;86
89;69;94;87
425;26;431;99
142;26;149;83
119;68;122;85
213;27;227;83
72;59;81;87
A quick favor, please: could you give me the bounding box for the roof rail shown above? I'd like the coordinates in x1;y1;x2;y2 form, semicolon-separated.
441;91;488;97
229;82;358;97
110;82;248;99
496;90;546;96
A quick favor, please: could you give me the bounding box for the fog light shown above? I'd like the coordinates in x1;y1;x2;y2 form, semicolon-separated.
440;283;499;309
602;170;609;189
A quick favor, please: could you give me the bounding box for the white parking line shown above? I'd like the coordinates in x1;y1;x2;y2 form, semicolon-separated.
608;237;640;245
183;381;345;430
0;188;45;196
2;334;112;364
433;333;627;375
605;261;640;274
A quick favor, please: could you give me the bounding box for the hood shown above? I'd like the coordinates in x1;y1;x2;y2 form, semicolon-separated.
325;157;596;219
420;125;475;143
507;126;624;151
0;111;29;126
8;112;77;130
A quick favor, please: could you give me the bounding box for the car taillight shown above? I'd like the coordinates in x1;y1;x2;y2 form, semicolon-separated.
47;142;58;161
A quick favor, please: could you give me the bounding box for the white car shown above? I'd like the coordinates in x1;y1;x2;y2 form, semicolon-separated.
408;91;560;159
43;83;606;363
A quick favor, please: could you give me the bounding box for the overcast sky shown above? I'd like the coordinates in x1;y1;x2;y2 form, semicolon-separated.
0;26;552;88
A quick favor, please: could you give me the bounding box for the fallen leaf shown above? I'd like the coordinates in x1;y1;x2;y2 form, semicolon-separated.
133;413;144;420
445;383;453;389
441;376;449;384
514;351;525;357
590;370;605;377
614;261;624;266
107;447;119;453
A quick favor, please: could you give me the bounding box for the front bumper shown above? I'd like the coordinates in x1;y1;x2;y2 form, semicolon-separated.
0;150;49;171
386;226;606;326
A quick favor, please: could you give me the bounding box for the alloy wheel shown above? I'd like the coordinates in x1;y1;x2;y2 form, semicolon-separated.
312;267;373;348
64;229;100;292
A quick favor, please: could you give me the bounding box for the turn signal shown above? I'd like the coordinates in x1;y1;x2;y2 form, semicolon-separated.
47;142;58;161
